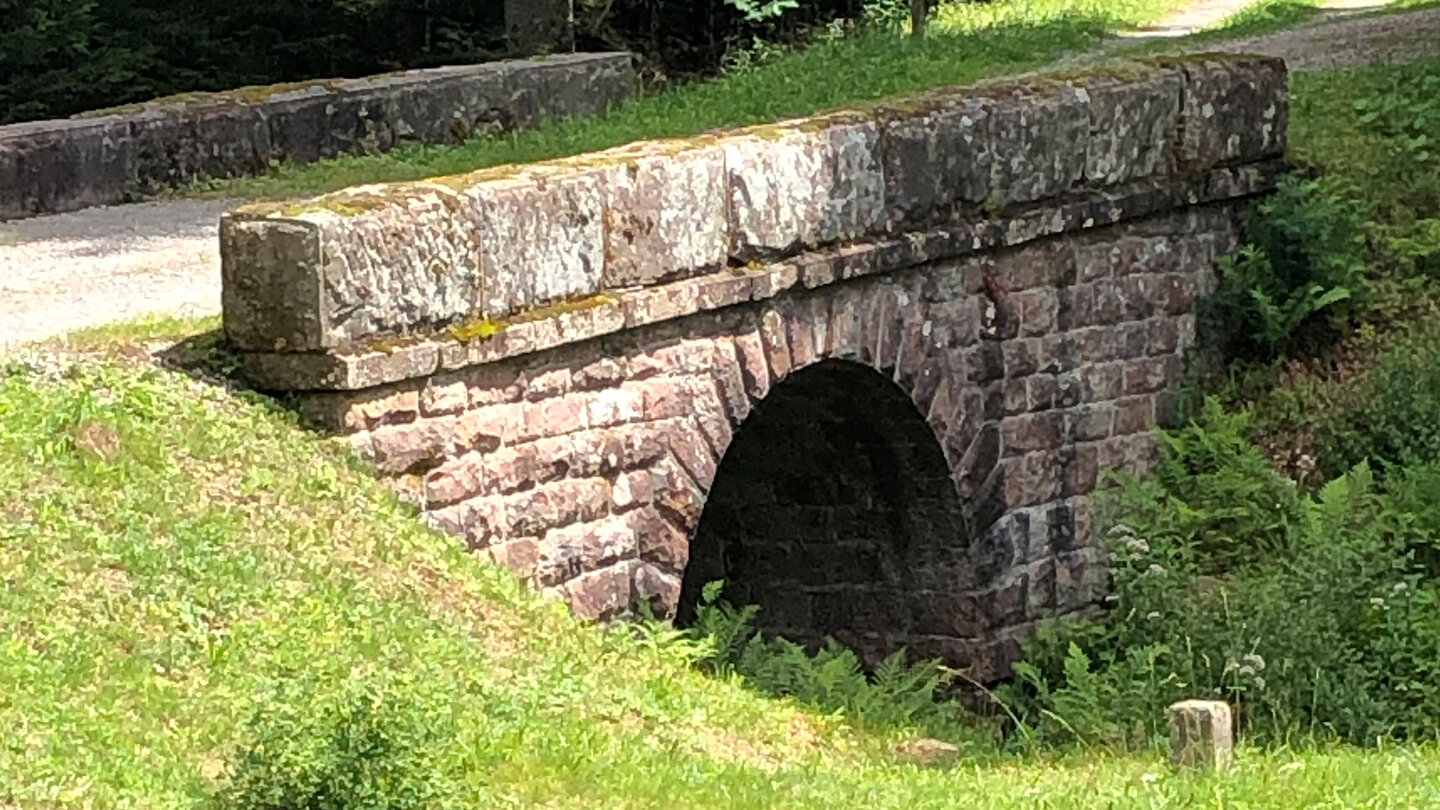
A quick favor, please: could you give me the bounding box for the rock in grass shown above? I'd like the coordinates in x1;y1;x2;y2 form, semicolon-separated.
1168;699;1234;772
893;737;961;767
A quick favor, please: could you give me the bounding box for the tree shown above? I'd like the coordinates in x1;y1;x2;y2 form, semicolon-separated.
911;0;927;39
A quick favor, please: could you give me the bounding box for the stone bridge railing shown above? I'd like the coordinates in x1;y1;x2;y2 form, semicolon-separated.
0;53;633;220
220;54;1287;678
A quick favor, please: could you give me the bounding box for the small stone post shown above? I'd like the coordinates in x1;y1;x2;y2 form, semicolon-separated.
1167;700;1234;771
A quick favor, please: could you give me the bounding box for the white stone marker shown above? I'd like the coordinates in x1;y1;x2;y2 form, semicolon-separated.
1167;699;1234;771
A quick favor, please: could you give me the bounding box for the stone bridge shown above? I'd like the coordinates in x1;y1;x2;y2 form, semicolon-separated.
221;54;1287;679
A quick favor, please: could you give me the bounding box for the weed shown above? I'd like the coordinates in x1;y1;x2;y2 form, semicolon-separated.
1202;175;1366;360
687;581;981;744
1005;393;1440;747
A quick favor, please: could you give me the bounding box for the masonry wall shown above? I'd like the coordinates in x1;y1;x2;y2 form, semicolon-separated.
294;202;1242;680
221;53;1287;681
0;53;634;221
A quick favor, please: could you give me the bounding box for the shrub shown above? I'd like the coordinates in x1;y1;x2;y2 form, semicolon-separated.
1001;405;1440;747
1135;398;1306;574
221;668;461;810
1204;175;1367;358
1313;323;1440;477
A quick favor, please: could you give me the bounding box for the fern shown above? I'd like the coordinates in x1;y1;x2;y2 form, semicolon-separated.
686;583;969;740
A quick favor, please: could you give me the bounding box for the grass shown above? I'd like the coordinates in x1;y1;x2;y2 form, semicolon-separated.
7;337;1440;808
194;0;1190;202
1192;0;1323;39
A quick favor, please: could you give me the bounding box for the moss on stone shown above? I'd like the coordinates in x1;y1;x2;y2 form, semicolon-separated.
80;78;348;119
445;292;620;344
446;317;508;343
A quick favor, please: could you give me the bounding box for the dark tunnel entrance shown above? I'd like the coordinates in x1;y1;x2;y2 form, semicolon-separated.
676;359;977;665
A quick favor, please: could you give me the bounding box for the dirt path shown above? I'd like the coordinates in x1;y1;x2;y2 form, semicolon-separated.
0;199;235;353
1211;6;1440;71
4;5;1440;355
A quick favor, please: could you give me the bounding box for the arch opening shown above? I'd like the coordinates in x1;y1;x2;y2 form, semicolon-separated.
676;359;976;665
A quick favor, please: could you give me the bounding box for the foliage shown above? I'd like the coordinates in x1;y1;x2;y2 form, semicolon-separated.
688;581;975;741
0;0;508;124
727;0;804;22
1312;323;1440;477
1352;65;1440;171
1003;404;1440;747
223;670;459;810
1203;175;1367;359
1289;58;1440;302
1144;399;1306;573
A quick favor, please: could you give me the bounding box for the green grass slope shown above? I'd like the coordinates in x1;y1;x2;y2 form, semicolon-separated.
6;333;1440;808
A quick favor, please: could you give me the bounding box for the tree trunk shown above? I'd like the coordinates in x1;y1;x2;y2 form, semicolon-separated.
910;0;928;39
505;0;573;56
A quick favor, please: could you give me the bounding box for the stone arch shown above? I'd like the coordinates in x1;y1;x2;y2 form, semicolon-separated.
618;281;1017;667
675;357;977;664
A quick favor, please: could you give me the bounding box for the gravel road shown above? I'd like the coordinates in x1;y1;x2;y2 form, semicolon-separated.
0;198;236;353
1217;6;1440;71
4;5;1440;355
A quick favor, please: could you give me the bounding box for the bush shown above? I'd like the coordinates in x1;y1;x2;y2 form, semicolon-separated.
1144;399;1307;573
1001;404;1440;747
221;668;461;810
1313;323;1440;477
1204;175;1367;359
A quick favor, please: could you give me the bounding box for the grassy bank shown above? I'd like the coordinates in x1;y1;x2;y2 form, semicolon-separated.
5;334;1440;808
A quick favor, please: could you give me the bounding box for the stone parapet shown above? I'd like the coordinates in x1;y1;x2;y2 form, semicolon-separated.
220;54;1286;362
0;53;635;221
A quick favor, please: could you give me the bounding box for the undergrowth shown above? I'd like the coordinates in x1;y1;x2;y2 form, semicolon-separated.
685;581;981;744
999;56;1440;752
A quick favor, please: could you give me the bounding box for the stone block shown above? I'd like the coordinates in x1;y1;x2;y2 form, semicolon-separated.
129;102;273;191
982;82;1091;208
489;537;540;577
722;114;885;259
1170;55;1288;172
522;53;635;125
598;140;728;287
0;117;132;219
472;166;606;317
562;561;640;621
1168;700;1234;771
632;562;682;617
220;215;326;352
877;94;991;227
1079;68;1184;186
535;515;634;587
